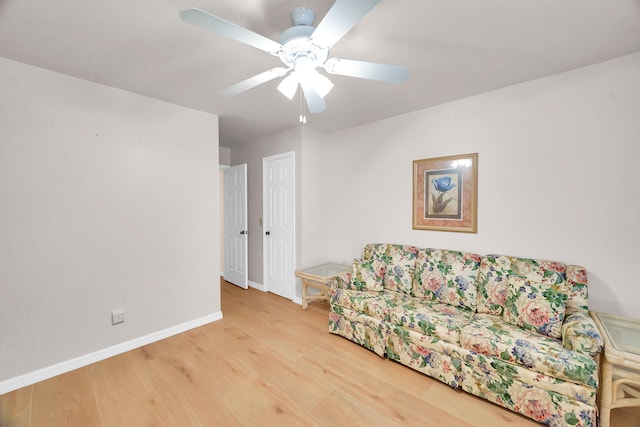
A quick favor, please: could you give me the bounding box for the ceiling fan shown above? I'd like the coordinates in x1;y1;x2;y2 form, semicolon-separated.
179;0;409;114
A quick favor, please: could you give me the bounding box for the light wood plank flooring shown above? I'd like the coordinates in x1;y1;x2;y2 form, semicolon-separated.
1;279;639;426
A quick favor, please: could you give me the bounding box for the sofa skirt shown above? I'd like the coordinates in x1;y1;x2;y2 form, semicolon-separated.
385;326;464;389
329;307;387;357
459;362;597;427
329;304;598;427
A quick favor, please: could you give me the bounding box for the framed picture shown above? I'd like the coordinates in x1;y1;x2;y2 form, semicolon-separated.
413;153;478;233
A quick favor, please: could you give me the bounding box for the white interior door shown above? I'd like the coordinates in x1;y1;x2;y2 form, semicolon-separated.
263;152;295;300
223;164;248;289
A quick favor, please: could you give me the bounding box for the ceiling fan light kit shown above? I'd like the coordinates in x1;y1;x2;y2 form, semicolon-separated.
180;0;409;114
277;73;300;100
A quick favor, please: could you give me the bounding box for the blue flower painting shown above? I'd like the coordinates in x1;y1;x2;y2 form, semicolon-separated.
413;154;477;232
426;170;461;217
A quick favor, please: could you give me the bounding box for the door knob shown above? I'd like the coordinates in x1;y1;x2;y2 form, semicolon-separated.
265;231;270;236
240;230;245;235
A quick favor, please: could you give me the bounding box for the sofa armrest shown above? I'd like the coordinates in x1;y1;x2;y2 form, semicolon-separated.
333;271;353;290
562;308;604;357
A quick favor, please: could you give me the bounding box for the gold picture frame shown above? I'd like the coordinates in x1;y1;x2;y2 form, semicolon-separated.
413;153;478;233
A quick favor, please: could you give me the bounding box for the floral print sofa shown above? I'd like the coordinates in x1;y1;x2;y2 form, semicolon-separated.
328;243;604;426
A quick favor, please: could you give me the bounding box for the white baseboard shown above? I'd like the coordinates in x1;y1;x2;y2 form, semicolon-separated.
248;280;265;292
292;296;302;305
0;311;223;395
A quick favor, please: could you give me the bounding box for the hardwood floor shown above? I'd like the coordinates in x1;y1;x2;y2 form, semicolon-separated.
1;279;639;426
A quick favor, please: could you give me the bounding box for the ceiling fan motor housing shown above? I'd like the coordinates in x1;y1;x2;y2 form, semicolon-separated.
277;7;327;69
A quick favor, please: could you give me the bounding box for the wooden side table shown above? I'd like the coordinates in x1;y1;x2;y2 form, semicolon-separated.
295;263;351;309
591;311;640;427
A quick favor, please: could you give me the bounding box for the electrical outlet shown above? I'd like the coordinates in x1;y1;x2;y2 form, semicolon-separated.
111;309;125;325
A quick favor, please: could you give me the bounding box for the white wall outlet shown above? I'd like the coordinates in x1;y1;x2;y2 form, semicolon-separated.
111;309;125;325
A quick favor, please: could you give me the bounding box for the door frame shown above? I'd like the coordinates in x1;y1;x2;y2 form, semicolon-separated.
262;151;296;299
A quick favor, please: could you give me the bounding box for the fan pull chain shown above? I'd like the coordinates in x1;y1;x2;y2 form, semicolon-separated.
299;88;307;124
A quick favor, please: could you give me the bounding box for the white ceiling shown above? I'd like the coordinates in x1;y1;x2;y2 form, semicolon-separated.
1;0;639;147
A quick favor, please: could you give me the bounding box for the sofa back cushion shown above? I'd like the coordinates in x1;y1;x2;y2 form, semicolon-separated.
413;249;481;310
503;276;570;338
362;243;418;294
350;258;386;292
476;255;567;317
361;243;388;261
476;255;512;316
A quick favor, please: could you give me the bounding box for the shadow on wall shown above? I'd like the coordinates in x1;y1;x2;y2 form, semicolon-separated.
588;272;624;315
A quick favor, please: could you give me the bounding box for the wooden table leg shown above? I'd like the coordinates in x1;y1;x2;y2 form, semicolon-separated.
302;279;309;310
600;358;613;427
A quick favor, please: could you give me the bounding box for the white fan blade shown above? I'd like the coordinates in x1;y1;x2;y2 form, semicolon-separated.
220;68;289;97
299;79;326;113
180;8;283;54
310;0;380;49
324;58;409;84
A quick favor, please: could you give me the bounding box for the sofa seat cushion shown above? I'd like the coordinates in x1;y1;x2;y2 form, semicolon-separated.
460;313;598;388
331;289;412;321
389;299;475;346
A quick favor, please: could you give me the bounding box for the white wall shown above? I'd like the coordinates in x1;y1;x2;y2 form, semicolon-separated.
299;127;330;270
0;58;221;385
219;168;225;272
219;146;231;166
314;52;640;318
